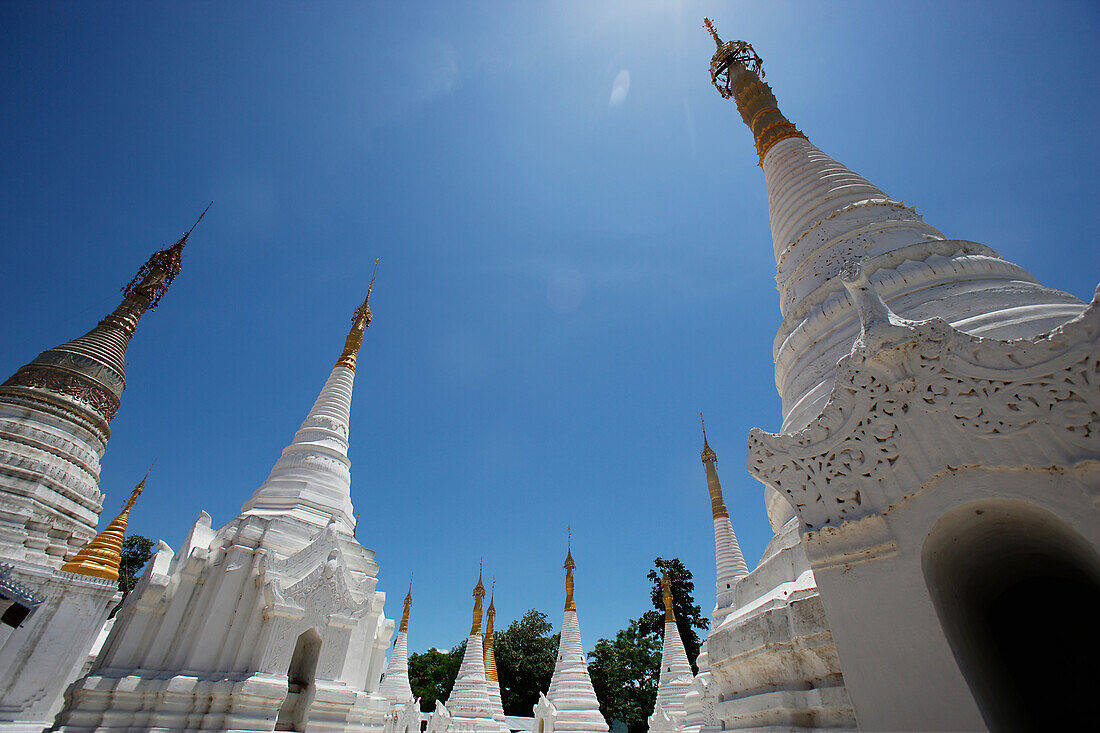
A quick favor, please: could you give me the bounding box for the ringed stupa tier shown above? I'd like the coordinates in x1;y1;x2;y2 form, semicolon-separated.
54;281;398;732
648;569;694;732
703;20;1084;528
537;539;609;733
699;415;749;618
484;581;508;726
378;576;415;704
239;259;378;549
0;207;205;567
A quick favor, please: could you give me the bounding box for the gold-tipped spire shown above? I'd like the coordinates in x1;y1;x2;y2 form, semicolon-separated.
122;202;210;311
471;560;486;635
61;467;150;580
399;574;413;633
703;18;805;164
484;578;499;681
701;414;729;519
661;568;677;623
564;528;577;612
335;259;379;372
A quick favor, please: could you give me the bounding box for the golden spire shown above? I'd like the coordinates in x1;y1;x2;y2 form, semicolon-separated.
61;467;149;580
122;202;211;311
335;259;379;372
702;18;805;164
484;578;499;681
661;568;677;623
564;528;576;612
399;574;413;633
701;413;729;519
470;560;486;635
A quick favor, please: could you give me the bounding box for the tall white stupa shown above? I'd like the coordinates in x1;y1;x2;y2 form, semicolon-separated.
534;538;608;733
379;577;422;733
53;268;399;732
0;211;202;732
701;18;1099;731
648;569;693;732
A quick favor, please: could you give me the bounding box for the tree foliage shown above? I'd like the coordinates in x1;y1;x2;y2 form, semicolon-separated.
637;557;708;673
493;609;559;716
409;641;465;711
587;619;662;733
111;534;154;617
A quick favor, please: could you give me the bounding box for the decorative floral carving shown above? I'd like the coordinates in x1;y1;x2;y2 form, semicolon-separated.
749;276;1100;530
2;366;120;422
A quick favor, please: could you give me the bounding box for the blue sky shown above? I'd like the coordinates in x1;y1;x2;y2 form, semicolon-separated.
2;1;1097;654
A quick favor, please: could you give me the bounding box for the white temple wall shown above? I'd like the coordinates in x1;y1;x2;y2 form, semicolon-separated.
0;566;117;731
803;466;1100;731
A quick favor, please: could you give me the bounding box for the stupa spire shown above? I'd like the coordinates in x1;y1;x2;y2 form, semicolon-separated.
436;564;504;730
240;270;379;540
564;527;576;612
650;567;694;730
541;536;609;732
379;573;415;704
661;568;676;623
484;579;508;725
335;259;379;372
0;206;207;433
699;417;750;617
471;560;486;635
703;20;1083;533
399;574;413;633
60;468;148;580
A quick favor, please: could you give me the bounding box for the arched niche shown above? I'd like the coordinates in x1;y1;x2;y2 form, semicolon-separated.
922;499;1100;732
276;627;322;731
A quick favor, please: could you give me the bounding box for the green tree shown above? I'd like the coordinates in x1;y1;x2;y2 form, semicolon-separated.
587;619;662;733
637;557;708;673
111;534;154;617
409;640;465;711
493;609;560;716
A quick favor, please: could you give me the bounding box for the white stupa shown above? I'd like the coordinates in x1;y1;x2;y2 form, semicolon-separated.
534;539;608;733
700;18;1099;731
429;564;508;732
379;577;422;733
379;577;416;705
699;414;749;620
648;569;694;732
0;212;201;732
54;269;399;732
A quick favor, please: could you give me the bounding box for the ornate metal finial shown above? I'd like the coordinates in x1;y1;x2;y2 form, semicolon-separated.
484;577;499;681
471;560;486;635
703;17;722;47
564;529;577;612
661;567;676;622
704;18;764;101
701;412;717;464
122;202;211;311
400;573;413;633
335;259;380;372
124;460;154;512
